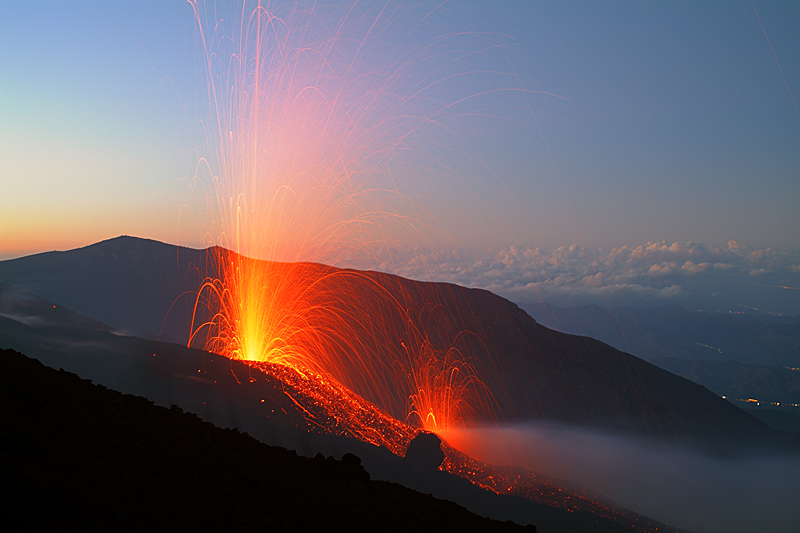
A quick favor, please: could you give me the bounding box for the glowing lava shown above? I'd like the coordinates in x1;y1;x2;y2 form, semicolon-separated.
183;0;503;430
230;352;676;533
403;332;496;434
189;251;328;368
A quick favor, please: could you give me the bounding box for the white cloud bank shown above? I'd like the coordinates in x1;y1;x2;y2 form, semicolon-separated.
367;241;800;314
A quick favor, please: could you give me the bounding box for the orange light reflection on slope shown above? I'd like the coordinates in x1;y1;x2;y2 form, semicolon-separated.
184;1;519;471
404;334;496;434
185;0;428;368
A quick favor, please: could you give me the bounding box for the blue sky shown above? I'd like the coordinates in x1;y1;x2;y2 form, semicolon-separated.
478;0;800;249
1;1;799;312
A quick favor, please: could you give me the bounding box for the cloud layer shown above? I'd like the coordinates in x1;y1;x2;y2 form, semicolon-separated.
367;241;800;315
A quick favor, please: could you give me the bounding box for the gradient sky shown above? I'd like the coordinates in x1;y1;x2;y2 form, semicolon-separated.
2;1;799;261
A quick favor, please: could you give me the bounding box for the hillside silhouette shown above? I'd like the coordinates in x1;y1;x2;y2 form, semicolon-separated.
0;348;535;532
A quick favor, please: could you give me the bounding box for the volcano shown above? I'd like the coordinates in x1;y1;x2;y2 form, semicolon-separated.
0;236;790;453
2;236;797;531
0;279;675;532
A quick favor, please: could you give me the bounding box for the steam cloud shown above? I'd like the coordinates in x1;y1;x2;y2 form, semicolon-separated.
444;423;800;533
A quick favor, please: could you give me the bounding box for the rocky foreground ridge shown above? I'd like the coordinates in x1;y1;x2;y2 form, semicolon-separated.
0;348;532;532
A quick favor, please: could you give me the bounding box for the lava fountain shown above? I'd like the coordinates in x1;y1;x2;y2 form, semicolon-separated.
182;0;513;428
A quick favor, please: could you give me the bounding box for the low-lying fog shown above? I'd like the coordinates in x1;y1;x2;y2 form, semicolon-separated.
441;422;800;533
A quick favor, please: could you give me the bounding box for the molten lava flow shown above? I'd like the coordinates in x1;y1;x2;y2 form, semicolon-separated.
189;252;497;435
249;359;417;455
232;353;675;533
182;0;504;445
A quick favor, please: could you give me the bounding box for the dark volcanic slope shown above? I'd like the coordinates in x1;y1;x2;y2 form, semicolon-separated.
0;296;664;532
519;302;800;368
520;301;800;407
0;349;531;532
0;236;200;343
0;236;792;453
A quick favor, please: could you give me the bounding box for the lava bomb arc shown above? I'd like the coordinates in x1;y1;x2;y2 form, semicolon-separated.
183;0;512;437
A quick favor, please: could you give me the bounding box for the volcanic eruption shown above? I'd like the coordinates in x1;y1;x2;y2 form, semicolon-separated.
182;0;512;438
176;2;670;530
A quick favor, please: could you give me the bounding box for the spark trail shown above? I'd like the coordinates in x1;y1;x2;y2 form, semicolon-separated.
183;0;510;433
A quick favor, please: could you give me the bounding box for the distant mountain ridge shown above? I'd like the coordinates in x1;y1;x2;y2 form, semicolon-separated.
519;302;800;367
0;236;795;454
520;301;800;407
0;236;202;343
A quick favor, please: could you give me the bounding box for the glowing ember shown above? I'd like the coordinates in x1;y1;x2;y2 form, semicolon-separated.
249;359;417;455
403;332;497;433
188;253;331;369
